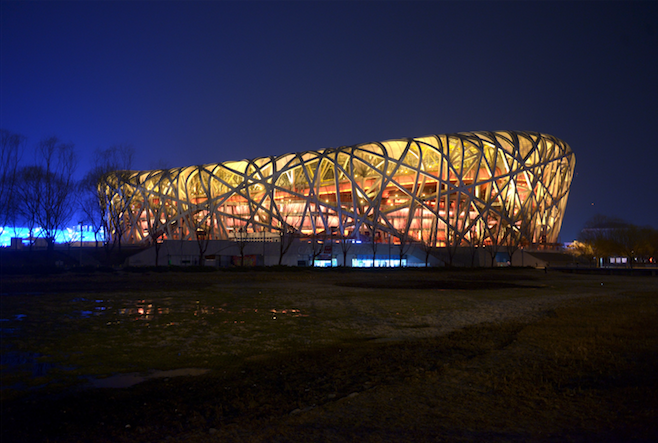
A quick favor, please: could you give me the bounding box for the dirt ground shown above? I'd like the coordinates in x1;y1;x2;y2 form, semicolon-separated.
2;268;657;442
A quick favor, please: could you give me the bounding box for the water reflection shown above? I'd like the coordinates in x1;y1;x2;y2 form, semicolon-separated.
68;297;308;323
1;351;56;377
86;368;210;389
270;309;307;318
118;304;171;320
0;318;16;336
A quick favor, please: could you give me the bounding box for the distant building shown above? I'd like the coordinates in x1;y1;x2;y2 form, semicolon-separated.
102;130;575;266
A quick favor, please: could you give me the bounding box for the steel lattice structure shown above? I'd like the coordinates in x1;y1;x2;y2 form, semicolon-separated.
102;130;575;248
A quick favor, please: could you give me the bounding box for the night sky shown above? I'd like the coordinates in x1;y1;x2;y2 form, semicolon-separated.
2;1;657;242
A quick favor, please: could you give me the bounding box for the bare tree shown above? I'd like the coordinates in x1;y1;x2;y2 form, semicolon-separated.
466;219;484;268
578;214;628;264
17;137;77;250
577;216;658;268
611;224;658;268
145;199;167;266
233;226;250;267
570;240;595;265
104;172;135;254
16;166;41;249
366;223;379;267
80;145;134;256
277;218;297;266
443;223;462;267
483;217;505;267
336;211;354;266
304;204;329;267
187;170;217;266
503;217;531;266
139;169;180;266
79;166;107;248
640;226;658;265
395;232;412;267
0;129;25;228
614;224;642;268
419;213;439;267
365;196;383;267
271;189;301;266
189;206;213;267
194;225;210;266
395;205;418;267
308;230;326;266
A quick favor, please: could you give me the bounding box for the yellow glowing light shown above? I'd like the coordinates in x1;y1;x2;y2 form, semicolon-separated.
104;131;574;249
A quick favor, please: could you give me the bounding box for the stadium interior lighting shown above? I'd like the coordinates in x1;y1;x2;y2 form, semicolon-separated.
101;131;575;249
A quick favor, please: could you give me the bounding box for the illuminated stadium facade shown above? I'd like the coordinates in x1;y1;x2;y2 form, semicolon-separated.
102;131;575;266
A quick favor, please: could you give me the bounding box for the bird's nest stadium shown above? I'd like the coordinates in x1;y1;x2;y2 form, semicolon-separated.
101;130;575;266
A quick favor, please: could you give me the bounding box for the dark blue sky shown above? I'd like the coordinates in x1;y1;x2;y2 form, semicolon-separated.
2;1;657;241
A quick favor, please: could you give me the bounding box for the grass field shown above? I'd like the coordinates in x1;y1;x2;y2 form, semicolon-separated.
1;268;657;442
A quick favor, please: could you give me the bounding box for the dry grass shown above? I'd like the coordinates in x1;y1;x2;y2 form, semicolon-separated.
1;268;657;442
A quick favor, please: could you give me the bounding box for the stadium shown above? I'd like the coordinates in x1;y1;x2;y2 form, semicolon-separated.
102;130;575;267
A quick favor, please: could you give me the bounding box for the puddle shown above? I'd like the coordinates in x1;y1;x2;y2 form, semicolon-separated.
0;318;17;336
1;351;208;391
69;297;308;324
86;368;211;388
1;351;57;377
270;309;307;319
